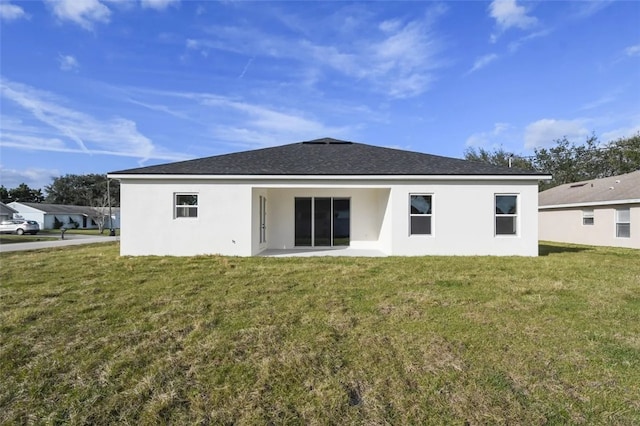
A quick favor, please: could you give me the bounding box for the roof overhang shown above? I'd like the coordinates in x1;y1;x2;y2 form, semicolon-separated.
539;199;640;210
108;173;550;182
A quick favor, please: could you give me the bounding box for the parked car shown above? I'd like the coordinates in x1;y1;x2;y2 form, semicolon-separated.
0;219;40;235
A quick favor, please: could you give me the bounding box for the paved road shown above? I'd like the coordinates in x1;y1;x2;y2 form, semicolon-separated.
0;234;119;253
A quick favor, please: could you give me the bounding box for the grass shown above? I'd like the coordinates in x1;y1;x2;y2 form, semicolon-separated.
40;228;120;236
1;242;639;424
0;234;59;244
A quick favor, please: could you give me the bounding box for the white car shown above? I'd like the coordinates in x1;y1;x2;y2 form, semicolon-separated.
0;219;40;235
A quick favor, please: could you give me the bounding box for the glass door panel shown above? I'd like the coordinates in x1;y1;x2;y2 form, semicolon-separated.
314;198;332;246
332;198;350;246
295;198;312;246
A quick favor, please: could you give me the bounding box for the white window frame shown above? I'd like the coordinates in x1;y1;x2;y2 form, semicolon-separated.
615;208;630;238
495;194;518;236
409;194;433;236
174;193;198;219
582;209;594;226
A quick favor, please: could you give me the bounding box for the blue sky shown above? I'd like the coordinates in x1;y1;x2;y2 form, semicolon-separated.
1;0;639;189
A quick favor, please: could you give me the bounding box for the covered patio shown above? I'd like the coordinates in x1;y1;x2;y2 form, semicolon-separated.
259;247;387;257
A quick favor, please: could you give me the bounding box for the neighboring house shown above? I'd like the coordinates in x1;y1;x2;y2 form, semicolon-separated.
539;170;640;249
108;138;550;257
0;202;18;221
7;202;120;230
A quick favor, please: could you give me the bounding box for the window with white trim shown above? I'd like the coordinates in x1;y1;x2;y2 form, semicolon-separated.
409;194;432;235
616;208;630;238
582;209;594;226
175;194;198;218
495;195;517;235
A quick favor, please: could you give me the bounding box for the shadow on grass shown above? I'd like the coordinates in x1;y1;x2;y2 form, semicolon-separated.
539;243;592;256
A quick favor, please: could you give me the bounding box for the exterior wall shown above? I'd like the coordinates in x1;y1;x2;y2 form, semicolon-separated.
120;179;252;256
117;177;540;257
387;180;539;256
539;203;640;249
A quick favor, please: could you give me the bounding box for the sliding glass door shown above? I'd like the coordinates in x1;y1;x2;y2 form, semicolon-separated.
295;197;350;247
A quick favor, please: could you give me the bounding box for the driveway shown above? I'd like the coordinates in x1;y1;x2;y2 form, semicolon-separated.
0;234;119;253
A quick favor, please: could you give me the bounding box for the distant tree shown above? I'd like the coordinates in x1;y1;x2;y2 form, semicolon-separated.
0;186;9;203
45;174;120;207
89;193;110;234
5;183;45;203
466;133;640;191
464;146;536;171
534;133;640;190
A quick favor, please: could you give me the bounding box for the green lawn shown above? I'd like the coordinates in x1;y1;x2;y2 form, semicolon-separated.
0;234;59;244
40;228;120;236
1;243;638;424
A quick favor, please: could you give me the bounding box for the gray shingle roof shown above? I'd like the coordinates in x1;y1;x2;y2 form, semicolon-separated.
110;138;546;176
539;170;640;207
13;202;99;215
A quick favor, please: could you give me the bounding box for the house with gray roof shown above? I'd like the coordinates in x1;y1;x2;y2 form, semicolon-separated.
0;202;18;221
539;170;640;249
109;138;550;257
7;202;120;231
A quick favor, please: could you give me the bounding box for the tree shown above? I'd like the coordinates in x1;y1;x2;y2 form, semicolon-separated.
534;133;640;190
88;193;110;234
464;146;535;170
3;183;45;203
45;174;120;207
0;186;9;203
466;133;640;191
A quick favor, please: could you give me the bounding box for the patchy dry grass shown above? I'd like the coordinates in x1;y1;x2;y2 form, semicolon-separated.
0;234;58;244
1;242;639;424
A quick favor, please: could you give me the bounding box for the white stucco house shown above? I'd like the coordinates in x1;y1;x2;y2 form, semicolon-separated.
539;170;640;249
108;138;550;257
7;202;120;230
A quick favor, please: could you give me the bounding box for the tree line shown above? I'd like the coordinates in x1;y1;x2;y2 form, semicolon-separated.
1;174;120;206
464;133;640;191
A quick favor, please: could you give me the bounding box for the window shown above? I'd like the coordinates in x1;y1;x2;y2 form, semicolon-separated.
582;209;594;226
616;208;630;238
495;195;517;235
410;194;432;235
175;194;198;218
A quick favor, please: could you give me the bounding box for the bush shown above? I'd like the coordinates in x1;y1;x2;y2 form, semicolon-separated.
67;217;79;229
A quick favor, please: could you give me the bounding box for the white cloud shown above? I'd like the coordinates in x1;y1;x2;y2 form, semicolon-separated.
195;5;447;99
305;16;444;98
58;54;80;72
44;0;111;30
0;166;60;190
489;0;538;42
128;88;353;148
601;124;640;143
507;28;551;52
200;96;350;147
468;53;499;74
524;118;589;149
0;2;28;21
466;122;512;148
0;78;188;162
625;44;640;57
140;0;180;10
